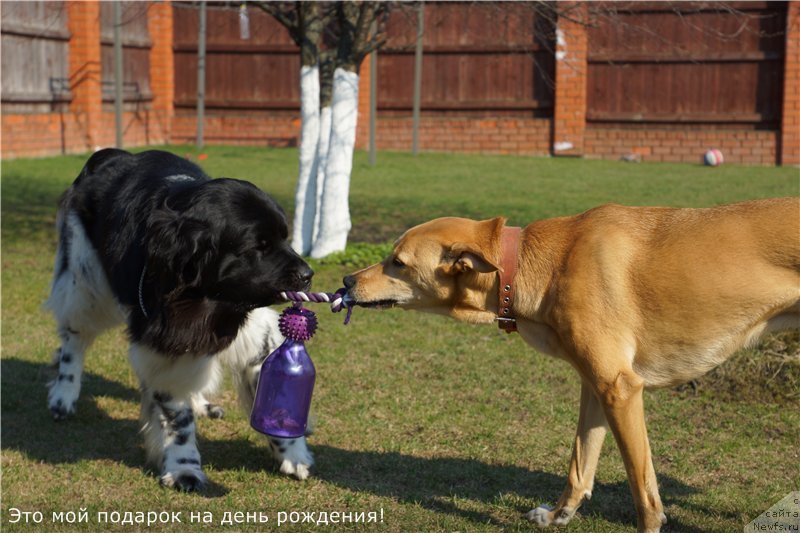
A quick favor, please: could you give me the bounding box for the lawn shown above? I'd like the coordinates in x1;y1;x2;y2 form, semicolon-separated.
2;146;798;532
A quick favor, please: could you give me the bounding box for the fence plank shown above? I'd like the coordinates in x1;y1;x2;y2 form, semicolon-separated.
586;1;786;125
99;1;151;102
379;1;554;115
1;1;70;105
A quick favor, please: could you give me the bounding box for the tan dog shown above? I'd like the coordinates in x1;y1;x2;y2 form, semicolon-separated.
343;197;800;533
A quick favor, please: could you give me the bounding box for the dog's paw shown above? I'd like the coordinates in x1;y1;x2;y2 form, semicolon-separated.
643;511;667;532
270;437;313;480
526;505;576;528
206;404;225;419
48;379;80;420
190;395;225;420
160;468;207;492
526;505;554;527
195;402;224;419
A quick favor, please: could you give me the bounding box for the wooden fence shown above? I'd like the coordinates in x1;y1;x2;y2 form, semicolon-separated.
168;1;785;127
586;1;786;128
0;1;71;111
0;1;793;163
99;1;153;104
171;2;556;118
172;2;300;112
0;1;789;122
1;1;153;110
378;2;554;117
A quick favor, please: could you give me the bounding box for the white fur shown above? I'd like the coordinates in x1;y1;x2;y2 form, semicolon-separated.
45;213;125;418
46;209;314;486
526;504;576;527
164;174;196;183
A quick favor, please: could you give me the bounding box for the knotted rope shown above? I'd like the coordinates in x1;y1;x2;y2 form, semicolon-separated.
279;288;353;325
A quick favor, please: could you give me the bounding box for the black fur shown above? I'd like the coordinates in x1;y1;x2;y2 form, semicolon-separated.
60;149;312;356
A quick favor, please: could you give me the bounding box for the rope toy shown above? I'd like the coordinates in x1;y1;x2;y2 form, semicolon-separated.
250;290;352;438
278;288;354;325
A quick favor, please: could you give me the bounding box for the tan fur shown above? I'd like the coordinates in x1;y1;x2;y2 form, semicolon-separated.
345;197;800;533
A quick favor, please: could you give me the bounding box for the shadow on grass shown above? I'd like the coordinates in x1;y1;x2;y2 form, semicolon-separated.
1;358;142;467
0;357;238;497
308;445;716;531
1;358;728;529
205;437;717;531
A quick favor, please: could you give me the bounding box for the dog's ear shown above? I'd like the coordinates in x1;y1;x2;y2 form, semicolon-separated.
146;208;215;288
449;243;500;274
446;217;505;274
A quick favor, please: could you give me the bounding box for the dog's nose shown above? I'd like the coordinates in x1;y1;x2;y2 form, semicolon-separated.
343;275;356;290
296;265;314;289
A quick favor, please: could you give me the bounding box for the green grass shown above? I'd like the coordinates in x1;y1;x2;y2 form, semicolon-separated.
2;146;798;532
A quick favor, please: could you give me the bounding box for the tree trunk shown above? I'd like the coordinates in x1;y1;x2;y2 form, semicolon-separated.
264;1;387;258
312;104;332;245
291;63;320;255
310;66;359;258
311;51;335;245
288;2;323;255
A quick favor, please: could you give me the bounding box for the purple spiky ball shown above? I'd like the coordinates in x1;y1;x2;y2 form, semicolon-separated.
279;306;317;341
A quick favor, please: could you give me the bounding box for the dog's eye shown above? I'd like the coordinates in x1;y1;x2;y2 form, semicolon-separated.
392;257;405;268
258;240;271;251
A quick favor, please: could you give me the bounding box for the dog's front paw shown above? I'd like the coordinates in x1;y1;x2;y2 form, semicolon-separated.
48;378;80;420
527;505;554;527
526;505;576;528
190;394;225;419
160;467;207;492
270;437;313;480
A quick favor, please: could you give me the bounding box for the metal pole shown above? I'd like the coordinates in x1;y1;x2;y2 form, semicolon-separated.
369;49;377;166
411;1;423;156
113;1;123;148
196;1;207;150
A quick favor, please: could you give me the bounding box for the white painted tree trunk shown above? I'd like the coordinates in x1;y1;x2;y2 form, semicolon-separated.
291;64;321;256
310;68;359;258
312;105;332;245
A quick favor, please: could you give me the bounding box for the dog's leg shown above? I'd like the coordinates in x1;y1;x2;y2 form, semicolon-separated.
595;368;666;533
267;434;314;481
46;212;121;419
527;381;608;527
48;324;95;420
235;354;314;480
142;390;205;491
130;343;219;491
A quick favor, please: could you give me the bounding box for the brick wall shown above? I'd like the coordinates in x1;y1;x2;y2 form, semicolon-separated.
374;117;552;156
147;1;174;143
781;3;800;166
66;0;102;149
1;110;166;158
2;113;86;158
552;2;587;157
171;111;300;147
585;127;778;166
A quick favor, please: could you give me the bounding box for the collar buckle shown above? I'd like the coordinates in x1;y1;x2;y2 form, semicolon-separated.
496;317;518;333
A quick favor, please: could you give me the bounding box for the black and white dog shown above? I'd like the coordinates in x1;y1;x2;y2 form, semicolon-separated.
45;149;314;490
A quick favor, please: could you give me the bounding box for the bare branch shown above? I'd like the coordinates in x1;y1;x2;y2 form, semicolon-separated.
253;1;300;43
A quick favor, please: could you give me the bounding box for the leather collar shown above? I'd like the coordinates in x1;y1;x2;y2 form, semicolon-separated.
497;225;521;333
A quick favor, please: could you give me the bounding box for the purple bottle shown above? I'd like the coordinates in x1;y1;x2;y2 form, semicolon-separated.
250;305;316;438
